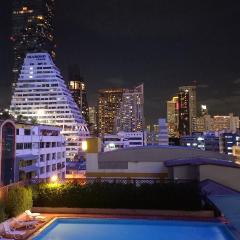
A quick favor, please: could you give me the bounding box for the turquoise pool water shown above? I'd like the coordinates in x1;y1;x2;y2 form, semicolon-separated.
33;218;236;240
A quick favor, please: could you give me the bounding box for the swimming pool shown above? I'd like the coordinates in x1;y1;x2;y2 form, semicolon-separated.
32;218;236;240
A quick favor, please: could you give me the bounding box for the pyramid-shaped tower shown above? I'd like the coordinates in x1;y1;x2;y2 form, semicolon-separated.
10;53;89;161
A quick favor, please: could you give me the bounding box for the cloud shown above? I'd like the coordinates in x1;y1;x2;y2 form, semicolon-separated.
233;78;240;84
204;96;240;115
197;84;209;88
104;77;127;87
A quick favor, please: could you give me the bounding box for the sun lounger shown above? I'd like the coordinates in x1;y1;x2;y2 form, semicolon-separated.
12;218;37;229
2;222;25;239
0;236;14;240
25;210;46;221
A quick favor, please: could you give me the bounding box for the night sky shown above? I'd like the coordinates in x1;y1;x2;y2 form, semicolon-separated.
1;0;240;124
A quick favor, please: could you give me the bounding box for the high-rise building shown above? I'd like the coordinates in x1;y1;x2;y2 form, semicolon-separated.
178;89;190;136
88;106;98;136
167;96;179;137
10;53;89;161
212;114;239;132
178;85;197;135
115;84;144;132
68;65;89;126
97;88;123;136
12;0;56;84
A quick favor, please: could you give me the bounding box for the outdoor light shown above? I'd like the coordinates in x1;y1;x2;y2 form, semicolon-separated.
37;109;45;116
82;140;88;152
50;175;58;183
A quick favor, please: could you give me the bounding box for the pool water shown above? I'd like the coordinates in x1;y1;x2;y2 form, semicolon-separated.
33;218;236;240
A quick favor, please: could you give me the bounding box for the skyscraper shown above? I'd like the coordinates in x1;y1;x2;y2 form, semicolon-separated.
167;96;179;137
178;89;190;136
178;85;197;135
12;0;55;84
10;53;89;161
97;88;123;136
115;84;144;132
88;106;98;136
68;65;89;126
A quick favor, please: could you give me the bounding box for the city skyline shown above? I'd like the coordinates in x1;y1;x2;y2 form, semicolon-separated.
1;0;240;124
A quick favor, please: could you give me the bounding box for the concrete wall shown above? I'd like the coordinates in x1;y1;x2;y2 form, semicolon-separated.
172;165;198;180
199;165;240;191
86;153;168;178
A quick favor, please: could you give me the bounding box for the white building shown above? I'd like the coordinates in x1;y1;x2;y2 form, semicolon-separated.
16;123;66;181
158;118;169;146
10;53;89;161
103;131;145;152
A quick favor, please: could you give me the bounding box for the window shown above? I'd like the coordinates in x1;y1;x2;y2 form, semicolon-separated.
52;142;56;147
16;143;23;149
57;152;61;159
46;165;51;172
46;154;51;161
52;164;56;171
24;143;32;149
16;129;19;135
52;153;56;160
40;142;44;148
40;167;45;174
46;142;51;148
40;154;44;162
24;129;31;135
57;163;61;170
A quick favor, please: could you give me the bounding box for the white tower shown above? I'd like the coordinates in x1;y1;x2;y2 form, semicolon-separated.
10;53;89;161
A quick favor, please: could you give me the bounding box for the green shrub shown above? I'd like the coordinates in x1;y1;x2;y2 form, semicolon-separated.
33;181;202;211
0;201;6;223
6;186;33;217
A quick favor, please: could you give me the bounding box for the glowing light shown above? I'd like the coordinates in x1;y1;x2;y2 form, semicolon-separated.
50;175;58;183
37;109;45;115
82;141;88;151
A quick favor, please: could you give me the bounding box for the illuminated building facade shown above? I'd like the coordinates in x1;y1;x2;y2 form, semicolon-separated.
88;106;98;136
12;0;55;84
200;104;208;116
178;86;197;136
178;89;190;136
68;81;89;126
115;84;144;132
97;88;123;136
167;96;179;137
10;53;89;161
16;123;66;181
212;114;239;132
68;65;89;126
